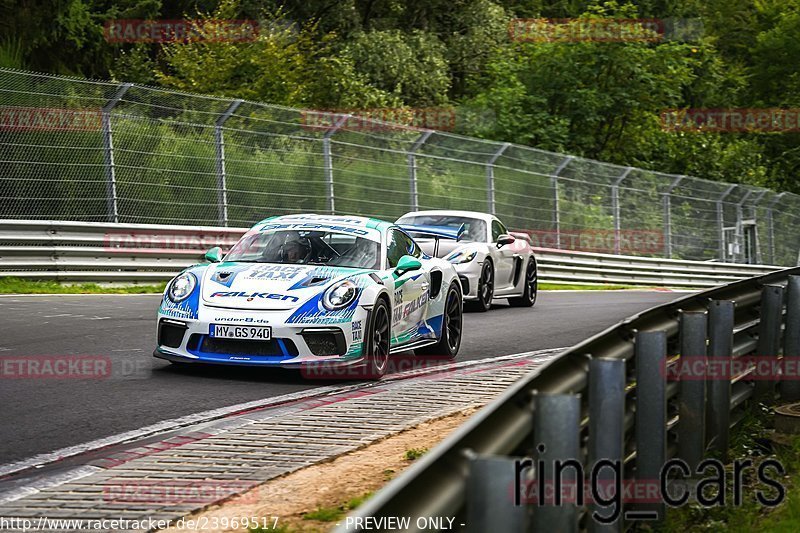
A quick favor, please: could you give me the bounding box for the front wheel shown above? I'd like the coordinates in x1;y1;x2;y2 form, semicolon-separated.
416;282;463;359
364;298;391;379
509;257;537;307
466;261;494;312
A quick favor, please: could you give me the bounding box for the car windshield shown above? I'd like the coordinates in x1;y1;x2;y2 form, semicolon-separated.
397;215;487;242
224;229;381;269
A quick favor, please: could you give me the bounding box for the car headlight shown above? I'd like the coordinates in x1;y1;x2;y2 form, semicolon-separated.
447;251;477;264
168;273;196;302
323;280;358;310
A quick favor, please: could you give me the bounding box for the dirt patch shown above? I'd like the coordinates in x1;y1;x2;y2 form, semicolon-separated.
161;408;478;533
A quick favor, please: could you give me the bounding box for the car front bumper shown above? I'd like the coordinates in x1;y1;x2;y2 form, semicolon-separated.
453;260;483;300
153;306;368;368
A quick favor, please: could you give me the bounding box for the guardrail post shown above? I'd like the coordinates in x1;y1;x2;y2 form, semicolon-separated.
214;99;243;227
322;115;350;214
612;167;633;255
663;176;684;259
754;284;784;402
408;131;433;213
466;455;529;532
706;300;734;459
634;330;667;521
716;185;737;262
551;156;573;249
589;358;625;532
102;82;132;223
486;143;510;216
532;393;581;532
767;193;785;265
677;311;707;472
782;275;800;401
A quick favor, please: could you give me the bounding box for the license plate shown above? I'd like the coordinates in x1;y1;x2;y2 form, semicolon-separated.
210;324;272;340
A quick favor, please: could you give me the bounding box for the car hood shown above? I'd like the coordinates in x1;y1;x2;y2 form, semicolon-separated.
200;262;368;310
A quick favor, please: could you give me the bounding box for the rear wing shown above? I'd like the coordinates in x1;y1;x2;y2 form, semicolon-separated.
398;224;465;257
398;224;465;241
509;231;532;244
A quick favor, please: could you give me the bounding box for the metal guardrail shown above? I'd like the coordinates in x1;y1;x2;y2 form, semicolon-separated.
0;220;781;286
339;267;800;532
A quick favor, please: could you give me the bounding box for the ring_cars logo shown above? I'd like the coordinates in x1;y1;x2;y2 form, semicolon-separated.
210;291;299;302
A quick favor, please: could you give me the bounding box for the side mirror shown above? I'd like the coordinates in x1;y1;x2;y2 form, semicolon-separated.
496;234;516;248
204;246;223;263
393;255;422;277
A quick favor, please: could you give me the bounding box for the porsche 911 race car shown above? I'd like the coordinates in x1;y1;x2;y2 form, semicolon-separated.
154;214;463;378
397;210;537;311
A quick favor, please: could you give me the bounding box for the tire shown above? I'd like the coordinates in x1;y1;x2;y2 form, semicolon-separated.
416;282;463;359
508;257;537;307
467;260;494;312
363;297;391;379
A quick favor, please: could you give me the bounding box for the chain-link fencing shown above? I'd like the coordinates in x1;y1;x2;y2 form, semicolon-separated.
1;67;799;265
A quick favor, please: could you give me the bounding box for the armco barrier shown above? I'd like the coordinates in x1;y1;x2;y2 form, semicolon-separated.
338;268;800;532
0;220;780;286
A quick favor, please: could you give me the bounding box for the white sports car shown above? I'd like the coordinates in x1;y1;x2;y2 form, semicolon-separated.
154;214;464;378
397;210;538;311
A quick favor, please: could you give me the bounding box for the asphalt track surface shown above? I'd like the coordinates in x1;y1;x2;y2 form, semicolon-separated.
0;291;682;465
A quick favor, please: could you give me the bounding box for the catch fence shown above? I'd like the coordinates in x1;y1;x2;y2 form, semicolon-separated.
1;68;799;265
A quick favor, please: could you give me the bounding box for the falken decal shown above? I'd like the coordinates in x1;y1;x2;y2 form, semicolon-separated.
209;291;300;302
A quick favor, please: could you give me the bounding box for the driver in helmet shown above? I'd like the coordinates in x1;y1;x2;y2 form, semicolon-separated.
279;232;312;263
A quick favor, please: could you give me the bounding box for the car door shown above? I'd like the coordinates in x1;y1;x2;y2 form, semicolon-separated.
386;228;429;346
491;219;516;289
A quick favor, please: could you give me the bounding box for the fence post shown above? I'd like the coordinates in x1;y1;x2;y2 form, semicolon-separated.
634;330;667;521
486;143;510;216
589;358;625;532
551;156;573;249
466;455;529;532
322;115;350;215
735;190;753;263
782;275;800;401
754;284;784;402
706;300;735;459
663;176;684;259
716;185;737;262
677;311;707;472
532;393;581;532
749;190;769;264
612;167;633;255
408;131;433;213
214;99;243;227
767;193;786;265
102;83;132;223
